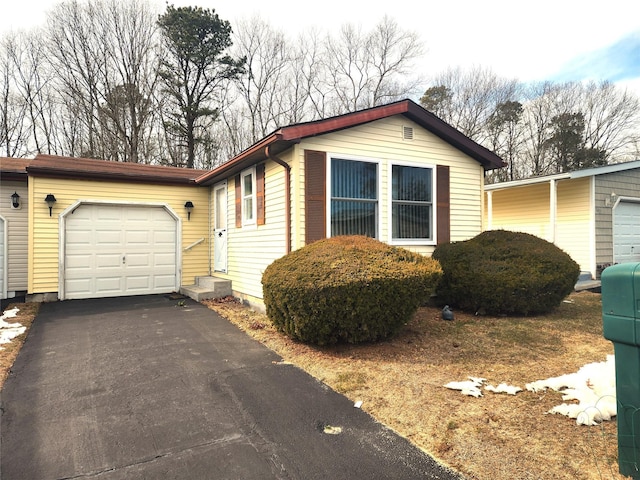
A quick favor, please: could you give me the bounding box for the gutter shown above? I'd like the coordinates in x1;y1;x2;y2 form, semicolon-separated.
265;144;292;254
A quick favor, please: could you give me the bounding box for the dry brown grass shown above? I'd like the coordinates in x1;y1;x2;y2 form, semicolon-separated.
204;292;626;480
0;302;39;389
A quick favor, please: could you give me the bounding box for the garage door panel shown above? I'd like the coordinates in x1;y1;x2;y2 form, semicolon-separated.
64;204;177;300
96;230;123;246
65;279;92;296
125;276;151;291
66;254;93;269
154;253;176;266
126;253;151;267
66;231;93;245
125;230;151;245
154;275;177;289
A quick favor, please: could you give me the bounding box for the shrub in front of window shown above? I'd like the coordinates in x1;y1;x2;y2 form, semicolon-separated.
262;236;442;345
432;230;580;315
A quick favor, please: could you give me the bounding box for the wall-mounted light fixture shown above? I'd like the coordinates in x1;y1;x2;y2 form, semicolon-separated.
11;191;20;209
45;194;57;216
184;201;194;221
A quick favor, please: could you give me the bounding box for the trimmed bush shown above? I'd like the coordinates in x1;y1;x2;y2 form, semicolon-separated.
432;230;580;315
262;236;442;345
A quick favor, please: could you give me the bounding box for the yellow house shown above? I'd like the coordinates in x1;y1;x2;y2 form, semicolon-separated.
15;99;504;306
26;156;209;301
485;160;640;279
196;99;504;308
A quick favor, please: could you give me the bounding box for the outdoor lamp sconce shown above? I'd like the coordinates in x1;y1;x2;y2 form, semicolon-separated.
184;201;194;221
11;191;20;209
45;194;57;217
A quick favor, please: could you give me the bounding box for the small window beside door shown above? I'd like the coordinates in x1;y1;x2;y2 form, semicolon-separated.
241;167;257;226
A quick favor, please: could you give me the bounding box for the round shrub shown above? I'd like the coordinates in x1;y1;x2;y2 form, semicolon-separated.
262;235;442;345
432;230;580;316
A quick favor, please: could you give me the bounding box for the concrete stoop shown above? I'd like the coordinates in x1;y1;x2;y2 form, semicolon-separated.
180;276;232;302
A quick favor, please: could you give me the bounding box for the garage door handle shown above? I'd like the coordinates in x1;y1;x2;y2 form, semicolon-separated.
122;255;126;264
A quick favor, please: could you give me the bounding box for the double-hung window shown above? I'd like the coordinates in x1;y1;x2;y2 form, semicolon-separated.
330;158;378;238
391;164;434;242
241;167;256;226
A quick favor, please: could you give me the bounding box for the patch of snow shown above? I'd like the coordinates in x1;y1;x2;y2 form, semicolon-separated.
444;356;617;426
0;307;25;348
485;383;522;395
444;377;485;397
528;355;616;425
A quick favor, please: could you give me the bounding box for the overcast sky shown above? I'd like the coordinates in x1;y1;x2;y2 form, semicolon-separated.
2;0;640;96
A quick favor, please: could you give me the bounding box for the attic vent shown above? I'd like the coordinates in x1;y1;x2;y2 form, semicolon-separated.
402;126;414;140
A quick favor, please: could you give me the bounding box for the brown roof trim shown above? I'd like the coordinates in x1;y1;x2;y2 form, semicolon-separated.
1;157;31;177
196;133;298;184
28;154;206;185
196;99;504;185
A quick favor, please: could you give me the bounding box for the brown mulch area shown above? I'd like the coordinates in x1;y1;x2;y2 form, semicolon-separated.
204;292;625;480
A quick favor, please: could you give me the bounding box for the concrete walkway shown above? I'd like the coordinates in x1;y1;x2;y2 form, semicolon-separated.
1;295;462;479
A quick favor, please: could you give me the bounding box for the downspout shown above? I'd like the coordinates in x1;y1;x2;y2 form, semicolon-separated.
265;145;292;253
549;179;557;243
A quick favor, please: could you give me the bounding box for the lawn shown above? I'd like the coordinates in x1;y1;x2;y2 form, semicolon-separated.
205;292;625;480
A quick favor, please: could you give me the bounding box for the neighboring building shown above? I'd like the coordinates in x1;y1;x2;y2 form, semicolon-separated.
485;161;640;279
7;99;505;307
0;158;29;300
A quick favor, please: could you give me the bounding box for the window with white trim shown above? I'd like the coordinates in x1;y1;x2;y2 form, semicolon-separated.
241;167;256;225
391;164;434;241
330;158;378;238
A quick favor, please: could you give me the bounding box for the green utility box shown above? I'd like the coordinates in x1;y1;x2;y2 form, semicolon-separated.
602;262;640;478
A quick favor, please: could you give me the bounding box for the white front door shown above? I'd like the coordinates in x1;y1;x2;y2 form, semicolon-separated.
64;204;178;299
213;183;228;273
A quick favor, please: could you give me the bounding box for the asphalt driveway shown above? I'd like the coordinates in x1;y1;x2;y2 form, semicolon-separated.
1;295;462;479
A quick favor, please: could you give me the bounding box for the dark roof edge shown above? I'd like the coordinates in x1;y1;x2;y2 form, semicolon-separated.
27;166;202;186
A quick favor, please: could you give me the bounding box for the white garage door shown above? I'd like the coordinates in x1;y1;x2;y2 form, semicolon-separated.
64;204;177;299
0;217;5;300
613;201;640;264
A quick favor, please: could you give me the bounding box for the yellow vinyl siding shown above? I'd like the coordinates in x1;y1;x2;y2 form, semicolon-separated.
223;160;289;300
1;180;28;293
486;177;593;273
297;116;484;255
555;177;592;273
29;177;209;295
487;183;552;240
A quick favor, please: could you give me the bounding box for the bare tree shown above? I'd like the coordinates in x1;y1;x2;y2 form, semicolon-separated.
46;0;160;162
0;34;29;157
323;17;423;114
231;17;292;143
581;81;640;162
420;66;519;141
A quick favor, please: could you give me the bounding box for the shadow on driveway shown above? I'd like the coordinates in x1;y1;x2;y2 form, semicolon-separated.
1;295;462;479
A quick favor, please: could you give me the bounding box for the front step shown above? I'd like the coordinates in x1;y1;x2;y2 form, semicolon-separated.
180;276;232;302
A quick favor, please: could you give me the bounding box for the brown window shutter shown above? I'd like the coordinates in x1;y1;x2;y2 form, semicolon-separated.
256;163;265;226
304;150;326;244
436;165;450;244
235;174;242;228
